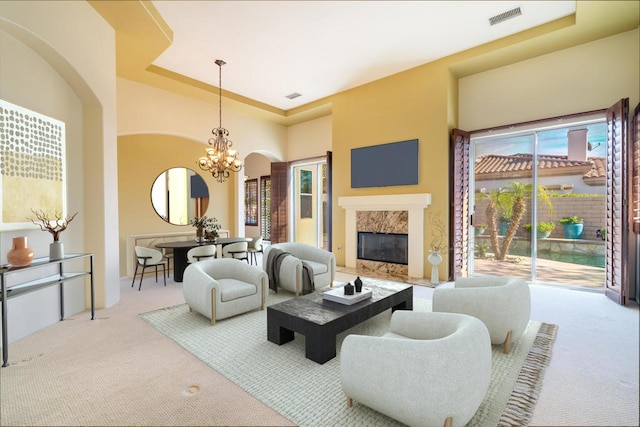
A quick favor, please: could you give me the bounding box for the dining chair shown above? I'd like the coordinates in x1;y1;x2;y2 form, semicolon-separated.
157;247;174;278
187;245;217;263
222;241;249;263
132;246;167;291
247;236;263;265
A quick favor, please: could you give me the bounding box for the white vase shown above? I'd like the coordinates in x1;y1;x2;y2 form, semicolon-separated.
428;250;443;284
50;241;64;260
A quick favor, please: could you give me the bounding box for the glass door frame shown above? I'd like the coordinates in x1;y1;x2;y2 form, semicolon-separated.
290;158;327;249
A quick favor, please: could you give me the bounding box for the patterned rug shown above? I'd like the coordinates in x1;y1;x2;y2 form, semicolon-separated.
139;282;557;426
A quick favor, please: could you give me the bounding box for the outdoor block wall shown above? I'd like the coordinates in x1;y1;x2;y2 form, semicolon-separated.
475;195;606;241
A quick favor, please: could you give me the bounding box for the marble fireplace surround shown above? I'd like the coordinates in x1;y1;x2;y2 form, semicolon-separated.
338;194;432;278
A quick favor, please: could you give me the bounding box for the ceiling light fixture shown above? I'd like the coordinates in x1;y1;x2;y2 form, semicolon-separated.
197;59;243;183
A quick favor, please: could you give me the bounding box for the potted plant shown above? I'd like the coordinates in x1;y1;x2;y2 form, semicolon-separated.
475;223;487;235
559;215;584;239
524;221;555;239
191;216;221;242
29;209;78;260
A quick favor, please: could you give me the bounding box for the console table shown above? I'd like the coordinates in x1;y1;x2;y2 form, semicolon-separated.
0;253;94;367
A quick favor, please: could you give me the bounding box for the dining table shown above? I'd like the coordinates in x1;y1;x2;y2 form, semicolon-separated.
156;237;252;282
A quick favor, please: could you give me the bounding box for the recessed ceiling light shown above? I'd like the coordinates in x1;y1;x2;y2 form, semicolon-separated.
285;92;302;100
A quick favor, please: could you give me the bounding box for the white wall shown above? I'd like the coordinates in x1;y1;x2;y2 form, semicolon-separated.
0;1;117;344
117;78;287;159
287;115;332;160
459;29;639;131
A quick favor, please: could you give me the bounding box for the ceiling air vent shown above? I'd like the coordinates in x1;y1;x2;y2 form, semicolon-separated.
285;92;302;100
488;6;522;26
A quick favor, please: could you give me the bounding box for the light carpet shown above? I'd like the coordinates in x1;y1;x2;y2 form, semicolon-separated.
139;289;557;426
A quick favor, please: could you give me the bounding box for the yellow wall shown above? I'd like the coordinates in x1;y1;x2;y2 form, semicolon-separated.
331;63;452;278
117;134;233;276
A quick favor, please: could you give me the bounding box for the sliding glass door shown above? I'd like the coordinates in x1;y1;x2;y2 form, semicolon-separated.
470;134;534;281
468;121;607;289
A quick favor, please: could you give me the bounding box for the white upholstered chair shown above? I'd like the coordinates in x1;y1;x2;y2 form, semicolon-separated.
263;242;336;296
187;244;216;263
340;311;492;427
222;241;249;263
132;246;167;291
247;236;264;265
182;258;267;325
432;276;530;354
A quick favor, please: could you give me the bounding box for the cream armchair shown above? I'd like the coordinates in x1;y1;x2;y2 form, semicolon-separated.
341;311;492;427
183;258;267;325
432;276;530;354
263;242;336;296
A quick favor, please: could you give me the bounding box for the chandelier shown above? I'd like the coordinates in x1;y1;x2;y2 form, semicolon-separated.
197;59;243;182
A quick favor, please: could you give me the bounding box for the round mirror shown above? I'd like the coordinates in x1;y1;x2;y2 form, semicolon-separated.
150;168;209;225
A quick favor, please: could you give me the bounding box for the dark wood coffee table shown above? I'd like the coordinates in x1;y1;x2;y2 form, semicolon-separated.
267;281;413;364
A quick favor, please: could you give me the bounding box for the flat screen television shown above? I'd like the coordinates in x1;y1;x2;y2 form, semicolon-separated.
351;139;419;188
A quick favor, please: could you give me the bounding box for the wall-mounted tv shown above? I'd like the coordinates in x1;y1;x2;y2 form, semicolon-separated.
351;139;419;188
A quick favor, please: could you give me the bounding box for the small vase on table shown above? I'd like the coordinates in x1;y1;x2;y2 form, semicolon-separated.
50;241;64;260
7;236;34;267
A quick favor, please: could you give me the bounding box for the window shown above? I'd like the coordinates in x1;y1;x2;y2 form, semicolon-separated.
244;178;258;226
260;176;271;240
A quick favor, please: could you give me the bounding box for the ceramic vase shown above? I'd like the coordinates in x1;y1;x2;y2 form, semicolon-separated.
428;249;443;284
7;236;34;267
50;241;64;260
354;276;363;292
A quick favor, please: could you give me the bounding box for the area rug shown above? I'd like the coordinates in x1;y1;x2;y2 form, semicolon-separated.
139;285;557;426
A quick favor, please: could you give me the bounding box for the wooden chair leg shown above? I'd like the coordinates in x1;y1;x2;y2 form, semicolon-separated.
210;288;216;326
346;397;353;407
444;416;452;427
503;330;513;354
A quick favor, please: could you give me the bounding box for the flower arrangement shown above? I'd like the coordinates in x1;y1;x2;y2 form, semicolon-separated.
29;209;78;241
191;216;221;239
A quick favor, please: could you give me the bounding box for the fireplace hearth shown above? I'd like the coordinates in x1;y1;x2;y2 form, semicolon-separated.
358;232;408;265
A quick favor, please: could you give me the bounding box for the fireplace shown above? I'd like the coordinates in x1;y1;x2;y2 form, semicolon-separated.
358;232;408;265
338;193;431;278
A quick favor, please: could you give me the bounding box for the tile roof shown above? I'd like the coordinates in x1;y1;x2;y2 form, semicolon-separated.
475;154;606;181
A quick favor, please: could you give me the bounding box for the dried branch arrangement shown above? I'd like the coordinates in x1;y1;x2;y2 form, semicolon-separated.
29;209;78;241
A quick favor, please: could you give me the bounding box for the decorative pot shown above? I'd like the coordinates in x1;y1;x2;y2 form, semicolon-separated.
536;230;551;239
354;276;363;292
196;227;204;243
7;236;34;267
498;220;510;236
50;241;64;260
562;223;583;239
344;282;355;295
427;250;443;284
475;228;486;236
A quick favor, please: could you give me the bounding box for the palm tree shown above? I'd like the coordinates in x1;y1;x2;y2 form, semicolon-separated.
483;182;553;261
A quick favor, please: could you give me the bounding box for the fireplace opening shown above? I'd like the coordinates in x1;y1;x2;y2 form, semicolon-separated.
357;232;408;265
